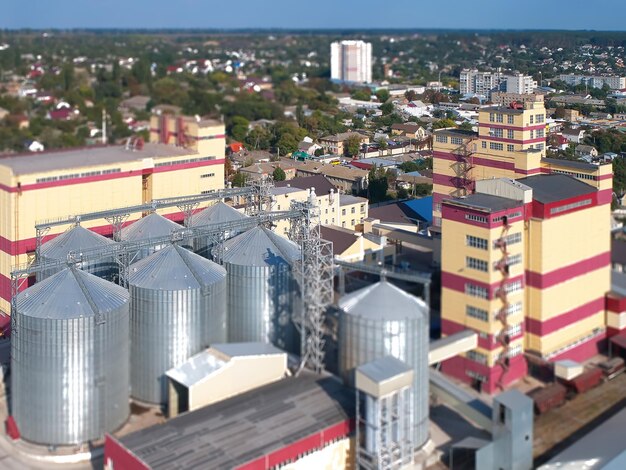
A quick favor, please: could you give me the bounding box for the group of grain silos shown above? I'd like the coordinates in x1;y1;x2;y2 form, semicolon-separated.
11;203;303;446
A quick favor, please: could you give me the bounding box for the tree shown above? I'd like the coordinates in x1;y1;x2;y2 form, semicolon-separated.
314;147;325;157
432;118;457;129
375;89;390;103
376;138;388;150
458;121;474;131
277;133;299;155
405;90;417;102
229;115;249;142
232;172;248;187
397;187;409;199
345;134;362;157
367;165;389;203
380;102;394;115
351;88;371;102
272;167;286;181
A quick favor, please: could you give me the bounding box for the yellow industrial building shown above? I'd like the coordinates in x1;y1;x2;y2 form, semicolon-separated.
433;99;614;393
0;114;225;313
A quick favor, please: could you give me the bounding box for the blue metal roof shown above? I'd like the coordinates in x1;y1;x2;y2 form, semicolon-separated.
402;196;433;224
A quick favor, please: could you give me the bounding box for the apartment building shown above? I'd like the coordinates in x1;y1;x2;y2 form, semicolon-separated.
330;40;372;84
460;69;536;98
0;114;226;314
432;99;615;393
559;73;626;90
505;73;537;94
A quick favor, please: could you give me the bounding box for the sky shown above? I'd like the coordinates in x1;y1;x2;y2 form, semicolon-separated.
3;0;626;30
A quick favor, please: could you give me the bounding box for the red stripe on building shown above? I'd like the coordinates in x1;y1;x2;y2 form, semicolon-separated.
482;136;546;145
441;318;524;351
441;271;525;300
0;159;224;193
514;168;542;175
525;297;605;336
103;435;151;470
441;201;524;228
525;252;610;289
441;354;527;395
546;332;605;363
607;292;626;313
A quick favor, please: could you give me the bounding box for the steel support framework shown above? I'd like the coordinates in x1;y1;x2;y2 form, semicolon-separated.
289;200;334;374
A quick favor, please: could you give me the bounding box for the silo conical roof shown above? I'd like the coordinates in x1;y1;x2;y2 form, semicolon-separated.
338;281;427;321
192;201;248;227
40;225;115;260
121;212;181;241
221;227;300;267
129;244;226;290
16;267;129;319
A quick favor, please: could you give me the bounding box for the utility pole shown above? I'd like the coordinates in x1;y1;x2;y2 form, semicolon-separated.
102;108;107;145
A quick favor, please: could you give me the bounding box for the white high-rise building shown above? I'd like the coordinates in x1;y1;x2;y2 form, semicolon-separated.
459;69;503;97
330;40;372;84
505;73;537;94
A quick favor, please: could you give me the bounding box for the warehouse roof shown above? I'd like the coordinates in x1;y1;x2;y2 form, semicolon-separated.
542;157;600;171
115;373;353;469
444;193;522;213
516;174;596;204
0;143;193;175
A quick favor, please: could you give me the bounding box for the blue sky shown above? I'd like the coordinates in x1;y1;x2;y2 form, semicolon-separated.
3;0;626;30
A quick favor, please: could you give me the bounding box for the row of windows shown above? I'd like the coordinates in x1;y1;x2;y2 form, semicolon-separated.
466;214;488;223
536;114;545;123
467;305;489;321
503;280;523;294
494;253;522;271
495;232;522;248
200;173;215;178
552;169;596;181
490;142;504;151
467;256;489;272
499;301;522;317
507;323;523;337
36;167;122;184
536;129;545;138
466;283;489;299
490;128;504;138
466;235;488;250
154;156;213;168
435;135;448;144
451;137;465;145
549;198;592;215
493;211;522;224
466;350;488;364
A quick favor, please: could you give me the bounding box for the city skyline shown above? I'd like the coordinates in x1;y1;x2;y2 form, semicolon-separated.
4;0;626;30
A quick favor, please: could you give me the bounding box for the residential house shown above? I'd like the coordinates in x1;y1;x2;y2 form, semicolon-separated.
119;95;151;113
319;132;370;156
239;162;296;181
320;225;391;264
562;127;586;144
575;144;598;159
231;150;273;170
399;100;430;118
298;137;322;156
291;161;369;194
338;194;369;230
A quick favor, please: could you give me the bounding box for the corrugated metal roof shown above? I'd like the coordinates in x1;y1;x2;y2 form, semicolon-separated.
117;372;353;469
129;244;226;290
191;201;248;227
40;225;115;260
357;356;412;383
0;143;191;175
445;193;522;213
121;212;181;241
338;281;428;321
221;227;300;267
212;342;285;358
165;350;227;388
16;267;129;319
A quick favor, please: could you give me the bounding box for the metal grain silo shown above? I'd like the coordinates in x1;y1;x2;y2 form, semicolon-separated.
220;226;300;353
11;266;129;446
191;201;248;258
338;281;429;449
129;244;227;405
38;224;117;281
121;212;183;261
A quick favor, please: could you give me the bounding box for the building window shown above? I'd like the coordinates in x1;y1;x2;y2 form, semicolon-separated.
507;129;514;139
467;305;489;321
496;114;504;123
466;235;488;250
507;144;515;152
496;302;522;318
507;323;522;337
482;141;487;149
491;128;503;138
494;253;522;271
536;114;545;123
504;280;523;293
466;214;488;223
489;142;504;151
200;173;215;178
530;115;534;124
351;219;355;225
436;135;448;144
467;350;488;365
507;115;514;124
360;204;365;213
465;283;488;299
435;203;442;213
467;256;489;272
530;130;535;139
537;143;544;150
495;232;522;247
451;137;464;145
342;209;346;216
536;129;545;138
552;169;595;181
351;207;356;214
549;198;593;215
342;221;346;227
489;113;495;122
